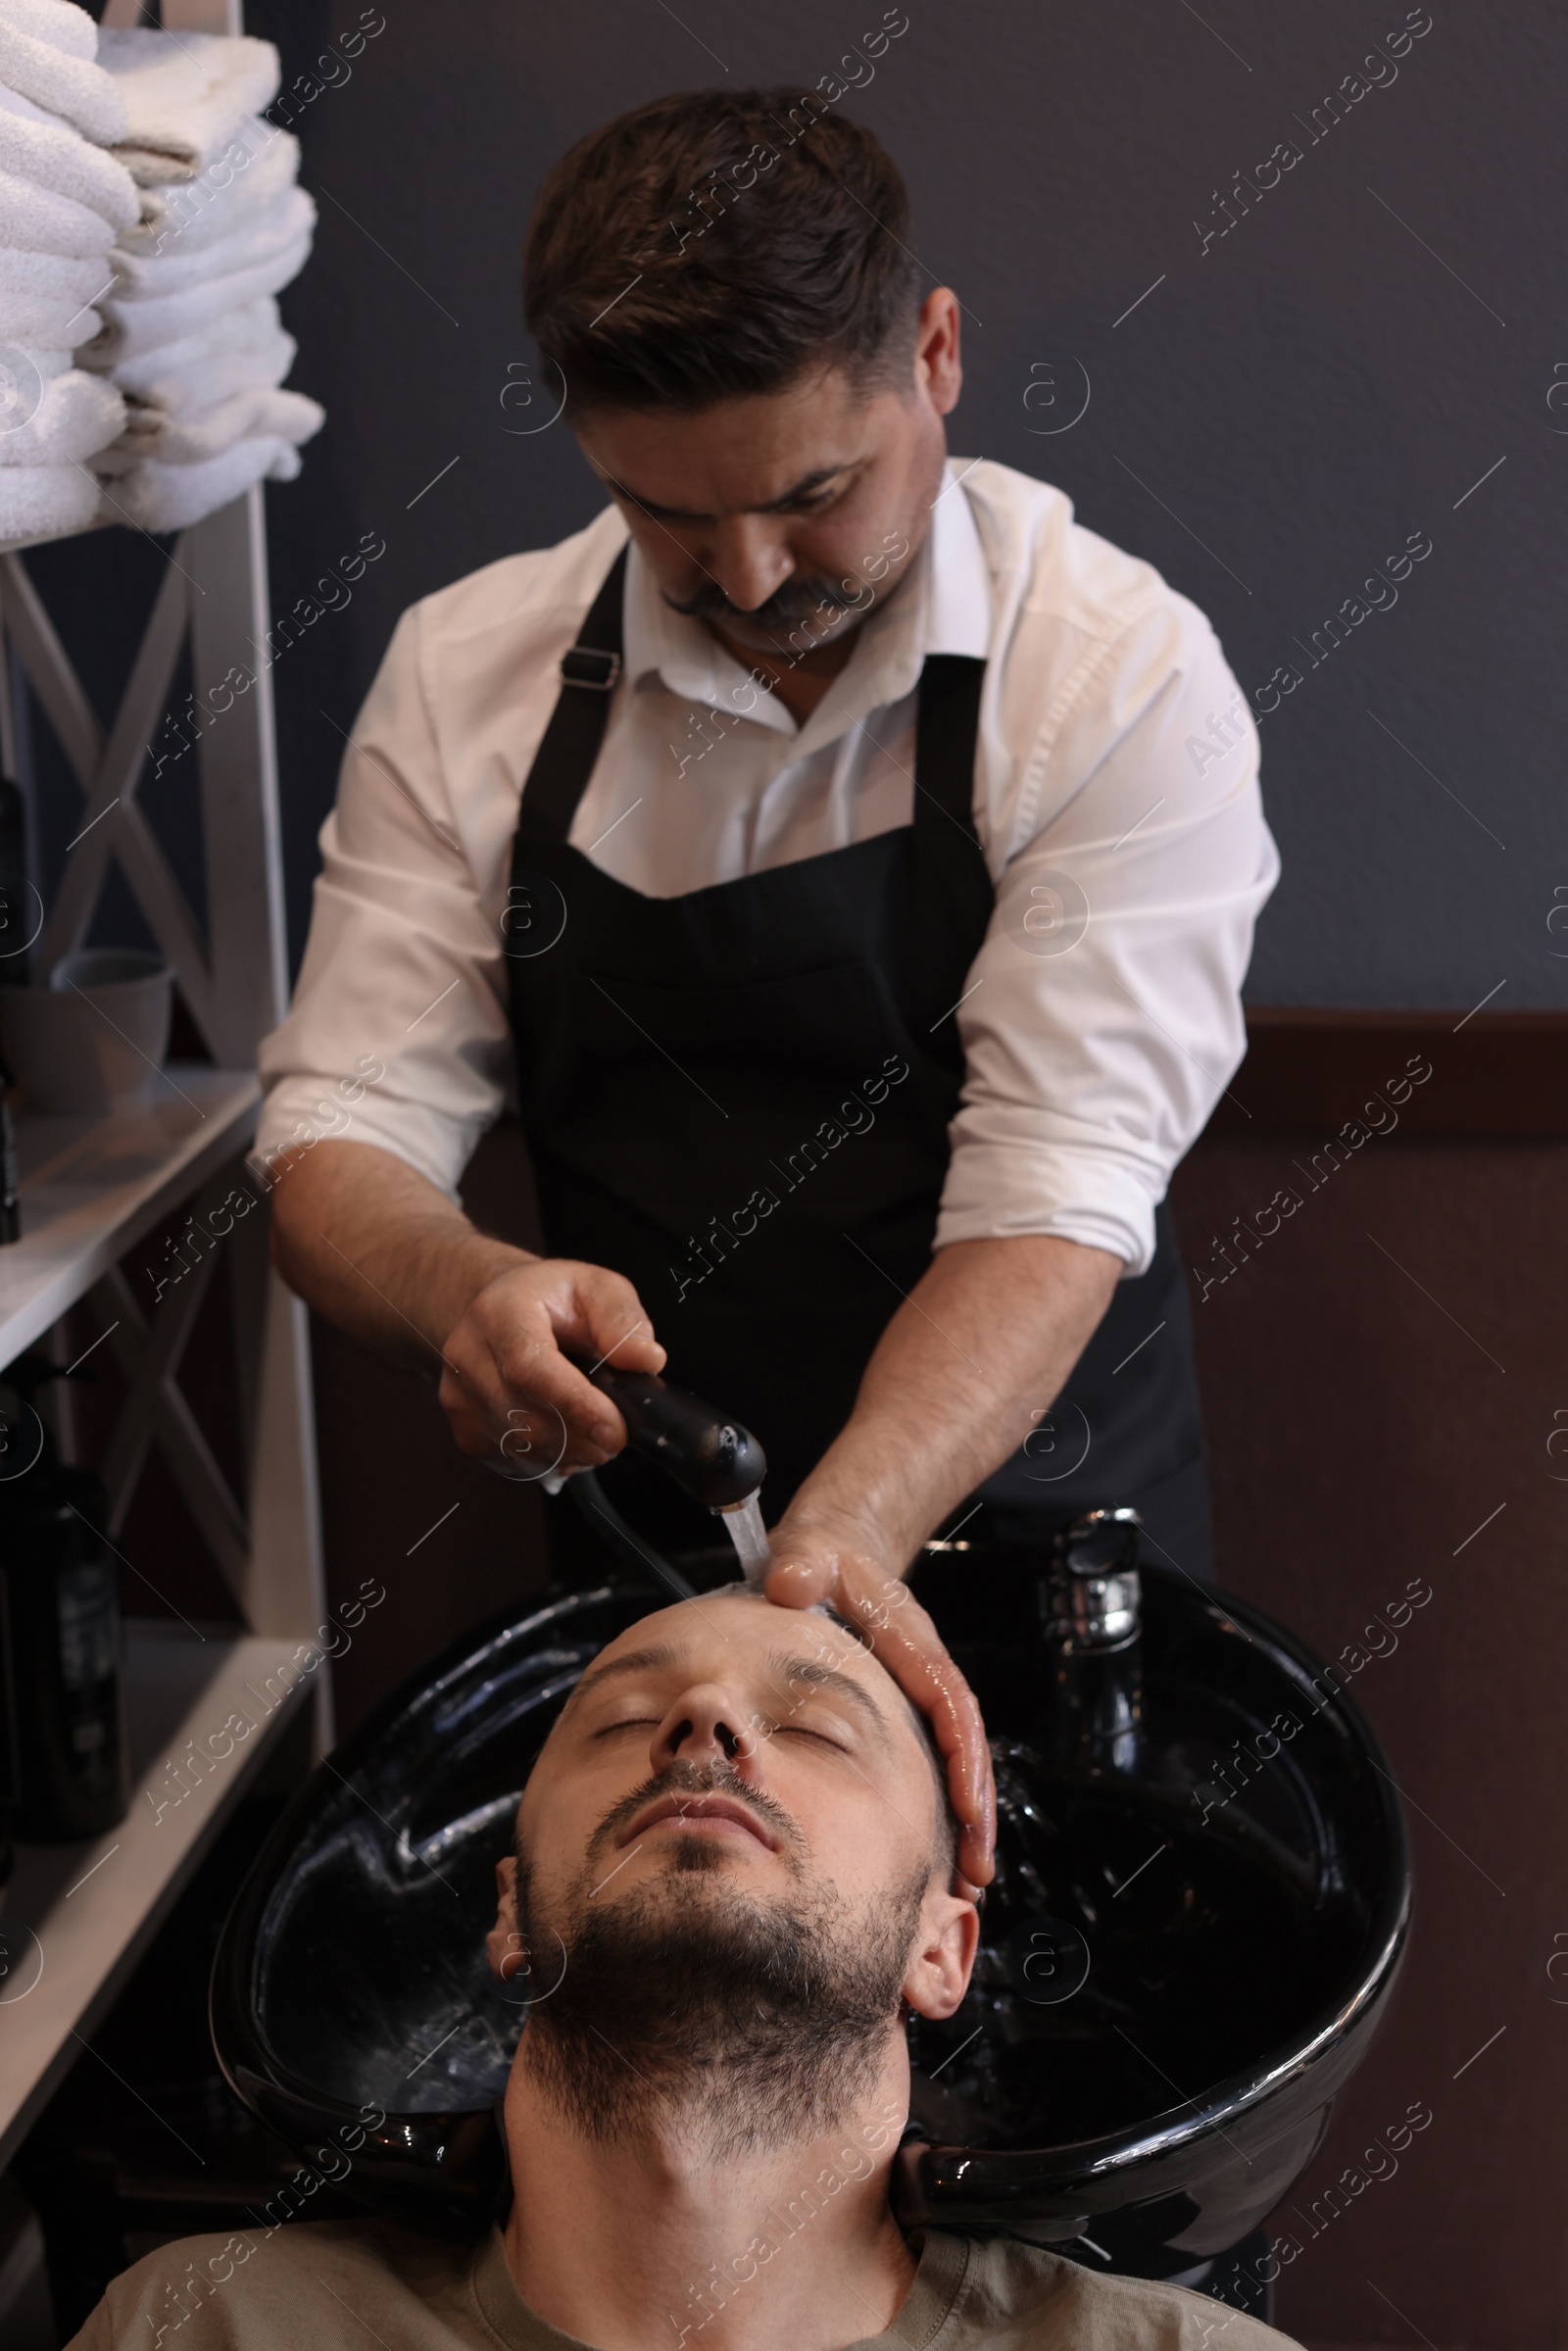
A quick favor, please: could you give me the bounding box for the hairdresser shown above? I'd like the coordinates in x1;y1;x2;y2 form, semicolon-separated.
254;88;1279;1893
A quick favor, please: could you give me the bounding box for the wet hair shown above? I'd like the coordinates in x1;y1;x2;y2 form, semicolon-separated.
522;86;924;416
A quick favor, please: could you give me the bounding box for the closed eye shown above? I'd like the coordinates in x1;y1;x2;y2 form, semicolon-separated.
592;1716;660;1739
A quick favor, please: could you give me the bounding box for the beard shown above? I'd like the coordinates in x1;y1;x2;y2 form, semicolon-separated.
515;1758;927;2160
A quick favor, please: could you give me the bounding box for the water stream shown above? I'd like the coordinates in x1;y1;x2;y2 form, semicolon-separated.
720;1494;771;1587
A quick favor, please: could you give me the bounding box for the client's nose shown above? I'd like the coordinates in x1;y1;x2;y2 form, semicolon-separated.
651;1682;757;1773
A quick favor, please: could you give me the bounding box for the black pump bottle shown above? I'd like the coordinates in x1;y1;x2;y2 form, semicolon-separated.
0;1356;128;1841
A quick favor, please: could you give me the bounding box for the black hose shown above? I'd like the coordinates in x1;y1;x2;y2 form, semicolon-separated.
570;1470;696;1601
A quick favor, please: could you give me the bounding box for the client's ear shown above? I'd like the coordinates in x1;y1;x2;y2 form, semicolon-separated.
486;1855;527;1983
902;1887;981;2022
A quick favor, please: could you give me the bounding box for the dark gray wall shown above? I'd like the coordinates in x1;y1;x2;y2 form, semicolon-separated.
243;0;1568;1008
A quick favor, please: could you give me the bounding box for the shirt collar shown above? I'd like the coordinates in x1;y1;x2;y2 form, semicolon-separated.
619;454;992;744
469;2221;972;2351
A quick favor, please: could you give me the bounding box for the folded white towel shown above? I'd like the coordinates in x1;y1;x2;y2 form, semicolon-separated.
96;379;318;471
0;358;118;462
0;284;96;340
111;180;311;296
0;75;67;125
0;0;97;64
0;161;113;257
96;29;278;185
0;340;65;443
0;15;125;147
0;338;64;379
0;455;97;541
0;100;137;228
0;241;102;298
121;119;297;259
99;429;298;531
76;220;308;364
0;240;106;345
105;297;295;416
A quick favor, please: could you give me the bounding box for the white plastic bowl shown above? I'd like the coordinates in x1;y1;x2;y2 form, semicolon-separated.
0;948;173;1115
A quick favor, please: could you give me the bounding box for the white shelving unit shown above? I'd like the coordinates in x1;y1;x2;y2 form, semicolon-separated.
0;1069;259;1367
0;0;329;2170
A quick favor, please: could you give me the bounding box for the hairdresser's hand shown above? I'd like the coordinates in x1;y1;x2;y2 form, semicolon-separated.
438;1257;664;1478
760;1506;996;1897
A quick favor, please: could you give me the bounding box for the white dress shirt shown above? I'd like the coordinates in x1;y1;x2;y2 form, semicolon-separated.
255;456;1279;1277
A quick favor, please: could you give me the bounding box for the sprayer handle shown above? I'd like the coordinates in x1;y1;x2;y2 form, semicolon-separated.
575;1358;766;1511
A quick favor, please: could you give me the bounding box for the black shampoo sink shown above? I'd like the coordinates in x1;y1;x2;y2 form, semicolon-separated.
211;1545;1409;2272
896;1543;1408;2267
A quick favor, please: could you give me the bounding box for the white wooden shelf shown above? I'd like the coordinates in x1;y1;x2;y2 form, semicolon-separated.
0;66;332;2183
0;1618;314;2169
0;1065;260;1372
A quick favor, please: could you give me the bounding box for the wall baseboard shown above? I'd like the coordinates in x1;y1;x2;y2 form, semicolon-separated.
1205;1008;1568;1136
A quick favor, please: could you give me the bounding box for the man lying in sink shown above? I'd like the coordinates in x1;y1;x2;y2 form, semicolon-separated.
71;1588;1298;2351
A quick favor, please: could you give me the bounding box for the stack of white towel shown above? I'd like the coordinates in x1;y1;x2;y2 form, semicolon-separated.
0;0;131;540
84;27;321;533
0;0;320;546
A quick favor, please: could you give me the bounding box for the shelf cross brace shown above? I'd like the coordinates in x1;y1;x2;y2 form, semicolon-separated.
87;1170;252;1604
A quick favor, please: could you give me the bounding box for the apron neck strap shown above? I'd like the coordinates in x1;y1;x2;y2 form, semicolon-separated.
517;543;629;840
912;653;985;846
517;547;985;848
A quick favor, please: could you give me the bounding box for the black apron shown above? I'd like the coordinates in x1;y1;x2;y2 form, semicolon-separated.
504;549;1210;1567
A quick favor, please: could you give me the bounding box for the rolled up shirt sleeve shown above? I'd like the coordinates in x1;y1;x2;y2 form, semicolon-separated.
253;605;514;1199
934;594;1280;1276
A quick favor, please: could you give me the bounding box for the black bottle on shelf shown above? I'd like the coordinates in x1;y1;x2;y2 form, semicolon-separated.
0;1074;18;1246
0;1587;15;1909
0;767;27;985
0;1360;128;1842
0;765;28;1247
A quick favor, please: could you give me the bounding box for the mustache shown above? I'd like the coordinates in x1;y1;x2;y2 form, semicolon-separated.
588;1756;802;1868
664;575;860;634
